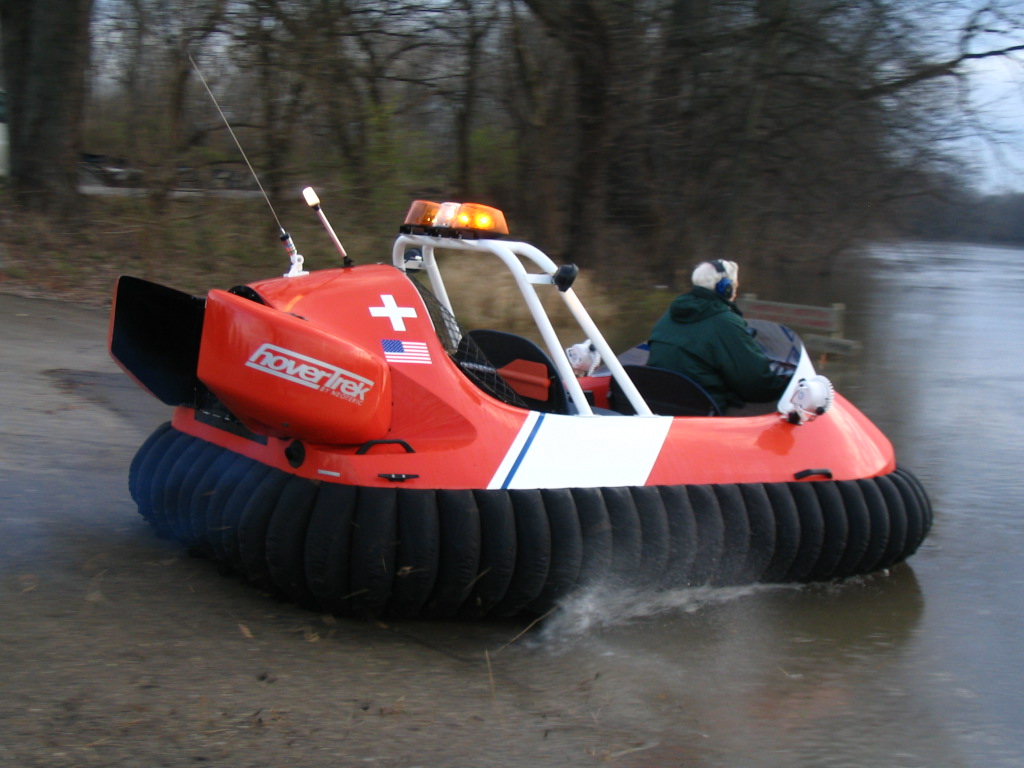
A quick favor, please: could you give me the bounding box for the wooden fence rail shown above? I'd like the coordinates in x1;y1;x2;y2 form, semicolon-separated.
737;294;861;356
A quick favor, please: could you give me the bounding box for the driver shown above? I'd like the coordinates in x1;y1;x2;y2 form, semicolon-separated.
646;260;788;413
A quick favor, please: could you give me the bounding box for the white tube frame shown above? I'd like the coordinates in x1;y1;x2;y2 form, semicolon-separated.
392;234;653;417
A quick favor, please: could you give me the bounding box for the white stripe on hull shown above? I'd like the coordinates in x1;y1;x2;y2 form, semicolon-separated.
489;412;675;490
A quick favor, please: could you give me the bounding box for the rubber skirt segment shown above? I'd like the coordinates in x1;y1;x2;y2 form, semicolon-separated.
349;487;399;616
758;483;801;583
303;483;358;615
129;424;933;619
390;488;441;618
128;421;173;531
529;489;583;614
629;486;671;586
656;485;697;586
424;489;482;617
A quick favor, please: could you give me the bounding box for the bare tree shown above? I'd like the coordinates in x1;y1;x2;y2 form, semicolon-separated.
512;0;619;266
67;0;1024;277
507;0;1024;282
1;0;94;214
88;0;230;208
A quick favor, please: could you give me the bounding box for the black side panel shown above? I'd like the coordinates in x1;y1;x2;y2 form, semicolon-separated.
609;365;721;417
110;275;205;405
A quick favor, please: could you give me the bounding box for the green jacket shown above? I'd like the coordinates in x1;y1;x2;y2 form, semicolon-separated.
647;286;787;412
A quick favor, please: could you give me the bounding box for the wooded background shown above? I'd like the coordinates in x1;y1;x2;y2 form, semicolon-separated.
2;0;1023;287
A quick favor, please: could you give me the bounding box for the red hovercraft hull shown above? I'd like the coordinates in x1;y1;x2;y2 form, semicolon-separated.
110;206;931;619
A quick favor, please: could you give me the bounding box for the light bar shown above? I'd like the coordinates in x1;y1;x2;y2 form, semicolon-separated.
402;200;509;236
404;200;442;227
454;203;507;233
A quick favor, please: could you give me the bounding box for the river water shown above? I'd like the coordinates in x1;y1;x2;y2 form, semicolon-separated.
458;240;1024;767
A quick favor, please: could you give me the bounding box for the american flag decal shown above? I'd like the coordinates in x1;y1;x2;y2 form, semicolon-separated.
381;339;431;364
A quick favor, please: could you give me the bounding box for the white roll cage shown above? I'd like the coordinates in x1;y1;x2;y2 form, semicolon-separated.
391;234;817;419
392;235;653;417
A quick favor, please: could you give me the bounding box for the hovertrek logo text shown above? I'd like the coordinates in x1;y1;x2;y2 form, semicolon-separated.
246;343;374;404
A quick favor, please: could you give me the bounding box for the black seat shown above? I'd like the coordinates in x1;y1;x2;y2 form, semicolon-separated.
608;365;721;417
462;329;568;414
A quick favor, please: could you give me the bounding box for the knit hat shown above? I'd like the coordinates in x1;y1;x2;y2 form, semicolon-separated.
692;260;739;300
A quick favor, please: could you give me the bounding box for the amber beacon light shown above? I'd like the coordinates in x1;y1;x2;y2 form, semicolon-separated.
402;200;509;237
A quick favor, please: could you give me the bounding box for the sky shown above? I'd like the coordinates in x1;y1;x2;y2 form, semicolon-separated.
963;55;1024;193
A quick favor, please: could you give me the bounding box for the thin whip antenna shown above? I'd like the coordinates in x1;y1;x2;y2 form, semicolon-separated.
189;53;306;276
188;53;283;232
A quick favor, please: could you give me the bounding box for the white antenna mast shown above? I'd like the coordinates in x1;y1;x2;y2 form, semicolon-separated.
303;187;351;267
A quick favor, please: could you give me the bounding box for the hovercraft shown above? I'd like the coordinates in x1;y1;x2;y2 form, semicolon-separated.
109;193;931;619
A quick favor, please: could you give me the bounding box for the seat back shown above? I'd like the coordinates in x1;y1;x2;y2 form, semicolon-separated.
464;329;568;414
608;365;721;417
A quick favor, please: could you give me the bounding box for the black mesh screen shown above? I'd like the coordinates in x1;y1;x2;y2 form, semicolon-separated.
410;278;528;408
